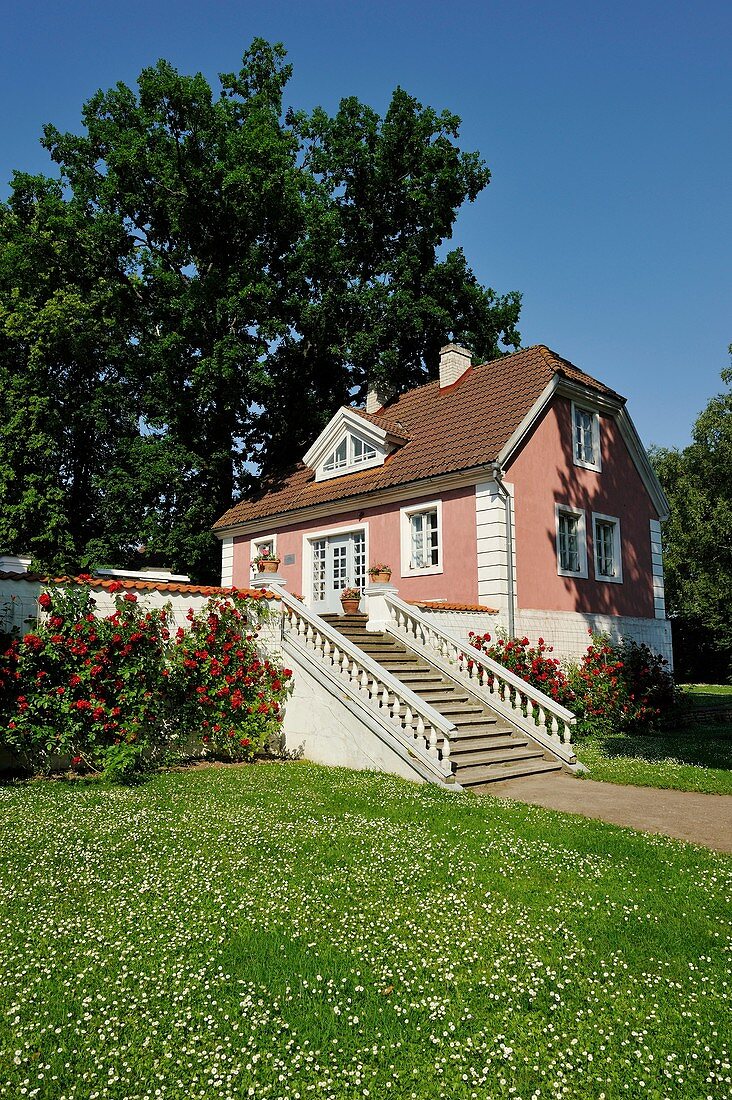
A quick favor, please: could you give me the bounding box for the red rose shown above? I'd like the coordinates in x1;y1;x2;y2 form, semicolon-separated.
38;593;52;610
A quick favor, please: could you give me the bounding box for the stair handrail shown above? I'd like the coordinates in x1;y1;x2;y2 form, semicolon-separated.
382;592;577;760
277;590;456;775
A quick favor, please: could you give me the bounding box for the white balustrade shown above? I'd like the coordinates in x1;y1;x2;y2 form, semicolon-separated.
278;591;455;776
384;593;577;762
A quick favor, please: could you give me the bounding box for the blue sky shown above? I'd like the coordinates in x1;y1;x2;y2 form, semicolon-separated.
2;0;730;449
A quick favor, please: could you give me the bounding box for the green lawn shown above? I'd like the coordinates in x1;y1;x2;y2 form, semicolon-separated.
1;764;730;1100
575;685;732;794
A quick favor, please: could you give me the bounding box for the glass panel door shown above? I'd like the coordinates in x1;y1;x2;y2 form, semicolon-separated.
310;531;367;613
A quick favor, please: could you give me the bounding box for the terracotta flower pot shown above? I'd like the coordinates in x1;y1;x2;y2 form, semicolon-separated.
340;597;361;614
370;569;392;585
258;558;281;574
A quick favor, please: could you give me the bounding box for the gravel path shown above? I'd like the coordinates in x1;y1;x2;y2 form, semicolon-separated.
481;772;732;852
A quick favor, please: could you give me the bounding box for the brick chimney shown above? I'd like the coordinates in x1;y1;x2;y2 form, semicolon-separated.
365;382;392;414
439;343;472;388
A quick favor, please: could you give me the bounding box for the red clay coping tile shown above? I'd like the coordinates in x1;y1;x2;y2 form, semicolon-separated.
408;600;499;614
215;344;624;530
0;571;279;600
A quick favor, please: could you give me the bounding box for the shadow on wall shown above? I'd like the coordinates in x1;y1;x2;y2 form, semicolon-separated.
538;402;654;618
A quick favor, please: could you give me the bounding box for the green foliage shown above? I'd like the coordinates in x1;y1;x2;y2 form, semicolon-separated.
1;585;172;778
0;585;290;780
467;630;574;705
0;39;520;580
167;592;291;761
651;354;732;681
468;630;676;737
567;634;677;737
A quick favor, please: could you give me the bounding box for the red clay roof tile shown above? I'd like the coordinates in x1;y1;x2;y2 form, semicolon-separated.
0;572;279;600
214;345;623;530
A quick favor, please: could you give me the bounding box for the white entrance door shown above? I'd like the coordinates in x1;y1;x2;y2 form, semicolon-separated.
311;531;366;613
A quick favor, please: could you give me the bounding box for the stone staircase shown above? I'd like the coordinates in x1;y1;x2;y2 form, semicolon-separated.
322;613;563;787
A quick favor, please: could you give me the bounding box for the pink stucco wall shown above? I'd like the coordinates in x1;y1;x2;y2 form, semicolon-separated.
232;486;479;605
507;397;658;617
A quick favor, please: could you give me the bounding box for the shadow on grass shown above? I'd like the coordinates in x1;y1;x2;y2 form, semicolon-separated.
595;729;732;770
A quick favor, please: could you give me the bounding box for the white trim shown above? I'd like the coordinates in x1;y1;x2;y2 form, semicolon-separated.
555;504;588;579
571;401;602;472
399;499;443;578
213;465;496;540
220;536;234;586
303;406;408;482
649;518;666;619
300;521;370;607
316;430;385;482
475;479;516;620
591;511;623;584
249;533;278;578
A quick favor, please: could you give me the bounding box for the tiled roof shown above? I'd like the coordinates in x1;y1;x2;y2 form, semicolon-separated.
0;571;279;600
215;345;623;530
409;600;499;614
350;408;411;442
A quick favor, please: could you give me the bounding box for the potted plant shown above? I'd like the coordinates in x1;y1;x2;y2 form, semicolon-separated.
367;562;392;585
253;546;280;574
340;586;362;614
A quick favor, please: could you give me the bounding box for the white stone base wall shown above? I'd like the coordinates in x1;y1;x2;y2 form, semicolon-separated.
0;575;265;634
509;608;674;669
280;646;427;782
418;609;497;642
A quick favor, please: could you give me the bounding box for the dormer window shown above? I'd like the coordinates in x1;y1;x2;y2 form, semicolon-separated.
351;436;377;465
323;439;348;472
303;406;409;483
322;434;378;474
572;403;601;472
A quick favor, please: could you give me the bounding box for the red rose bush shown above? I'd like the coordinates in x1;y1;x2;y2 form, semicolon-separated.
467;629;676;736
0;585;291;780
167;591;291;762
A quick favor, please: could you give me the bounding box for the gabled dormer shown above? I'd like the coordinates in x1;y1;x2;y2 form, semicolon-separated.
303;407;408;483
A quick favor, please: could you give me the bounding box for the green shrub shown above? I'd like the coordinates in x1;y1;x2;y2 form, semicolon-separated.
468;631;575;706
168;592;291;761
468;629;677;738
1;585;172;779
568;634;677;737
0;584;291;780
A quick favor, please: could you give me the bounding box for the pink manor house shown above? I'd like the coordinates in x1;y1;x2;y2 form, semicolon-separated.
213;343;671;666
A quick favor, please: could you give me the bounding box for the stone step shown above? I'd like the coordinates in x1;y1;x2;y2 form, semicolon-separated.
454;746;543;768
448;734;529;755
457;759;563;787
450;712;507;729
417;691;471;705
379;660;434;674
320;611;565;788
434;702;486;718
398;672;450;686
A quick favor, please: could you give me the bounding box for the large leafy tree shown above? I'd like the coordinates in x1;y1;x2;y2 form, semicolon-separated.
2;39;520;580
0;174;141;571
651;354;732;680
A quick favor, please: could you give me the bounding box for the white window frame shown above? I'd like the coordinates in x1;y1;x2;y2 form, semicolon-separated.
300;522;370;606
571;401;602;472
249;534;278;575
318;432;383;481
592;512;623;584
555;504;588;579
400;500;443;578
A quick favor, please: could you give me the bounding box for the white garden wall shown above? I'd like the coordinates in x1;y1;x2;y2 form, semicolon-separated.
0;572;278;635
